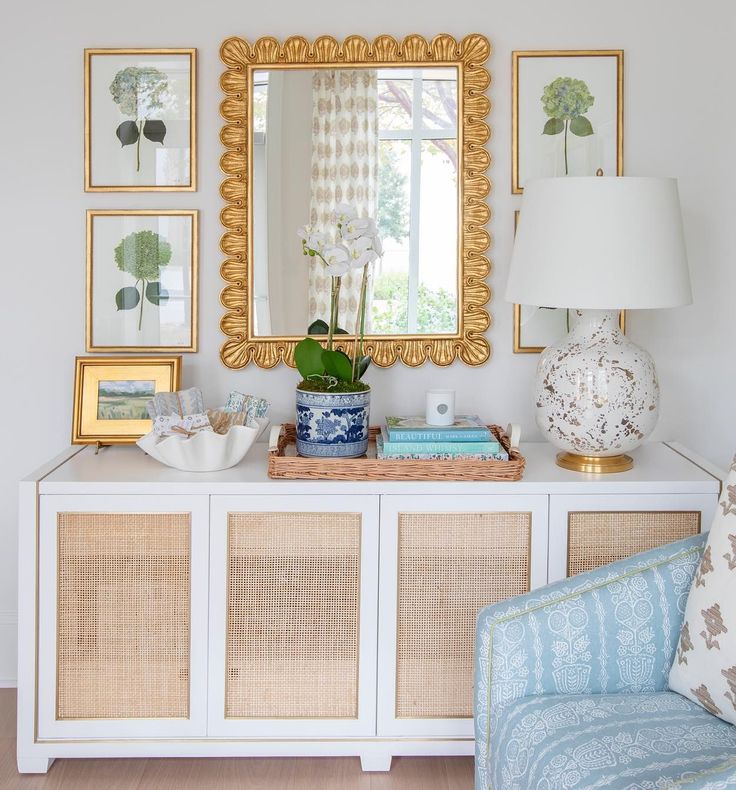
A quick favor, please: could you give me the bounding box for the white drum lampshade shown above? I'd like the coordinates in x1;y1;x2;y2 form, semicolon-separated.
506;177;692;473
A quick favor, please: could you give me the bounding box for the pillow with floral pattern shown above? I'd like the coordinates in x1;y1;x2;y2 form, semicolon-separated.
669;455;736;724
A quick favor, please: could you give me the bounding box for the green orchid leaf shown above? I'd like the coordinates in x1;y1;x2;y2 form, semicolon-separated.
142;119;166;144
115;286;140;310
116;120;140;146
322;349;353;382
542;118;564;135
145;281;169;306
357;355;371;380
307;319;329;335
294;337;325;379
570;116;594;136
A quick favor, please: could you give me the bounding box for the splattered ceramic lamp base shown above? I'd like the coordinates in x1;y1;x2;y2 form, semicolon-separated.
535;310;659;473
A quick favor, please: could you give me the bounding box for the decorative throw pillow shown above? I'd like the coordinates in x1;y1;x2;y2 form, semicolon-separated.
669;455;736;724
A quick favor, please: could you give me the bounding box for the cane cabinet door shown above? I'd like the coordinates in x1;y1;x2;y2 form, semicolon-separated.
208;495;379;737
37;495;210;739
377;494;549;737
548;493;718;583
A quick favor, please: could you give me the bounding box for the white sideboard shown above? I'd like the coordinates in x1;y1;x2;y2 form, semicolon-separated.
17;441;722;773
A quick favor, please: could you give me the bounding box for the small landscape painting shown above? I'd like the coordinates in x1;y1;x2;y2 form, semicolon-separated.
96;380;155;420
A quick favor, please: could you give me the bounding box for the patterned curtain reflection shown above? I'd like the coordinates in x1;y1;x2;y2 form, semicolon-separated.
309;69;378;332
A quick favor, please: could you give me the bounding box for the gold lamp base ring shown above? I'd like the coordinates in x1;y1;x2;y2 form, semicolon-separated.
556;452;633;474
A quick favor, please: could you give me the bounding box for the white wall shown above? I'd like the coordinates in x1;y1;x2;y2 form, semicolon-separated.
1;0;734;685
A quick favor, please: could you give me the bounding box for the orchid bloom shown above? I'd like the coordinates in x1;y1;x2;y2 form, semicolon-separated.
333;203;358;226
347;236;379;270
342;216;377;241
297;226;328;255
322;245;350;276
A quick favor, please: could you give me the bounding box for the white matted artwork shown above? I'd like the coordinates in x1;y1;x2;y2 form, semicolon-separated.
85;49;196;191
512;50;623;193
87;210;198;352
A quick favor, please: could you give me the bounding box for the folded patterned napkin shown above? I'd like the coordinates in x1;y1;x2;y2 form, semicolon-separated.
147;387;205;420
153;412;212;437
224;391;270;420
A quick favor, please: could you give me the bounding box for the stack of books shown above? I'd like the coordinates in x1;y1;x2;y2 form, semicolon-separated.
376;415;509;461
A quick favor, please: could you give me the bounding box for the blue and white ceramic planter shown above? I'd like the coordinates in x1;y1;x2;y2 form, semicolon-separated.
295;387;371;458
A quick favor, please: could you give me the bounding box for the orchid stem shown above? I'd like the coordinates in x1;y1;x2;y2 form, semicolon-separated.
352;266;369;381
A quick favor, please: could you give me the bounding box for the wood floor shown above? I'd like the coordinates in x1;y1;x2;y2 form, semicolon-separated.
0;690;474;789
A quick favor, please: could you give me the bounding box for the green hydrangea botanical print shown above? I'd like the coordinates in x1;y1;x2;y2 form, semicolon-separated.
541;77;595;174
109;67;170;172
114;230;171;331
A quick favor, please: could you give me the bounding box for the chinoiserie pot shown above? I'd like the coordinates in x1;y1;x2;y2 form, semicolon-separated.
295;387;371;458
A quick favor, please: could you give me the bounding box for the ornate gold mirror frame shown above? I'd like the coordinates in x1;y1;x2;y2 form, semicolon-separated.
219;34;491;369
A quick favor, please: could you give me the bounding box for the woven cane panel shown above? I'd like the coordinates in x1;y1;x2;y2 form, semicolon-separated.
396;512;531;719
56;512;191;720
567;511;700;577
226;512;361;719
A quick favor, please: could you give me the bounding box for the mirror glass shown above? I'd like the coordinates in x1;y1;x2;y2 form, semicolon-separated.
251;66;459;337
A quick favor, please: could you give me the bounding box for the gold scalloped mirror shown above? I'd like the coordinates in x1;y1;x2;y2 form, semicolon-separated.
219;34;491;369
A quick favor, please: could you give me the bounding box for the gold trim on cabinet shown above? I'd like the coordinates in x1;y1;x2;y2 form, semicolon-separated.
218;34;492;369
85;209;199;353
511;49;624;195
84;48;197;192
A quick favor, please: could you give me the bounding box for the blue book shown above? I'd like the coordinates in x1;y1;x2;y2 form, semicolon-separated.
385;414;492;442
379;427;501;456
376;435;508;461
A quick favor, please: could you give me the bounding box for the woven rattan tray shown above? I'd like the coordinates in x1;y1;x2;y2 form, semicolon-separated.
267;423;525;481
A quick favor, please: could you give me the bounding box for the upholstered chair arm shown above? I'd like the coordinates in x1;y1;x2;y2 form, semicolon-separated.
474;533;706;787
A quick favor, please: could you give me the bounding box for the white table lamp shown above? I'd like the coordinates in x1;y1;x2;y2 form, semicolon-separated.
506;176;692;473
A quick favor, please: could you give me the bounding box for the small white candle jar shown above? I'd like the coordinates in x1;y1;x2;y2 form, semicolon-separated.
425;389;455;426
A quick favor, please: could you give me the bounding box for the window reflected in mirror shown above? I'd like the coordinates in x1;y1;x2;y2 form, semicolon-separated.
251;66;459;338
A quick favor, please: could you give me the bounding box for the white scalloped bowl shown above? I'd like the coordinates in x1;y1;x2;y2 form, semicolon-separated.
137;418;269;472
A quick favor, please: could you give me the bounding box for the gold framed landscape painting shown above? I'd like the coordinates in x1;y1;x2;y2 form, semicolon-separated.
512;50;623;193
86;210;198;352
72;356;181;444
85;48;196;191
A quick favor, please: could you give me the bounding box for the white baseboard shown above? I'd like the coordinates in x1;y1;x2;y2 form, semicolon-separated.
0;609;17;688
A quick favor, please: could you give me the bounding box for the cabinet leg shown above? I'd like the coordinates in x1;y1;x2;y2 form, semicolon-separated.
17;756;55;774
360;752;392;772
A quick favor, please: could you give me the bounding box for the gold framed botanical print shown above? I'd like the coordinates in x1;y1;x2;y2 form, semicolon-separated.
72;356;181;444
85;48;197;191
86;210;198;352
512;50;623;193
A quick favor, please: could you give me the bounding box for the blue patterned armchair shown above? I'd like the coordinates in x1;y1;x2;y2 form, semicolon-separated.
474;535;736;789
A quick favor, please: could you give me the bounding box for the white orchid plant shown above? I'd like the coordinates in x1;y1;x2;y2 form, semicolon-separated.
295;204;383;392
